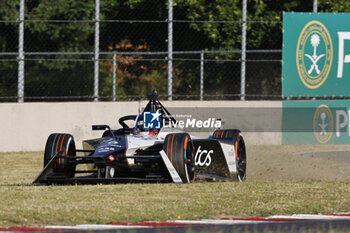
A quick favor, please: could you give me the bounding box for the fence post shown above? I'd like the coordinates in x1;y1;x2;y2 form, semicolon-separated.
93;0;100;102
240;0;247;101
113;51;117;102
200;51;204;101
313;0;318;12
167;0;173;101
18;0;25;103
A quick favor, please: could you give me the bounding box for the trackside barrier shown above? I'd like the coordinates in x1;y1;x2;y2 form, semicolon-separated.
0;101;282;152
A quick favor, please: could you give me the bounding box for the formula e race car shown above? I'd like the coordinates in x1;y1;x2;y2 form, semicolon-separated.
34;91;246;184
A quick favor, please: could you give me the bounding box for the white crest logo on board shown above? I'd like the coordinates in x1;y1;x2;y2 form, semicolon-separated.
305;34;325;75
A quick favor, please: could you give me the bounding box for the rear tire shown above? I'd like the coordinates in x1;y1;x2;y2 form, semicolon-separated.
44;133;76;178
233;131;247;181
163;133;195;183
211;129;247;181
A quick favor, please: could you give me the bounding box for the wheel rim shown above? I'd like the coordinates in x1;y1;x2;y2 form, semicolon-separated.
184;138;195;183
237;137;247;181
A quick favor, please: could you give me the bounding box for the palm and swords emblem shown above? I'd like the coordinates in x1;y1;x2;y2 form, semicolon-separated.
318;112;328;135
304;34;325;75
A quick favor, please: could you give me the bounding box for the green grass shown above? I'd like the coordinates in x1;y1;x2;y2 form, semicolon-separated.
1;146;350;227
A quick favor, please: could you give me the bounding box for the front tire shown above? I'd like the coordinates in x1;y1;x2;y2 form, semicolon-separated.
163;133;195;183
44;133;76;178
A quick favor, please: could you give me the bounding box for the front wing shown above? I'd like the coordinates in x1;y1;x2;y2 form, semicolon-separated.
33;139;238;185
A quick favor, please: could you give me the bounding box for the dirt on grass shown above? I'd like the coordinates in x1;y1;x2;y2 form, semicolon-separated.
247;145;350;181
1;145;350;227
1;144;350;185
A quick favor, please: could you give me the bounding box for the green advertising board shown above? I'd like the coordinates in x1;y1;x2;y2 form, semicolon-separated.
282;12;350;97
282;100;350;144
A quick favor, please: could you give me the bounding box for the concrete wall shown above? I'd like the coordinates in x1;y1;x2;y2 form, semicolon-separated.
0;101;282;152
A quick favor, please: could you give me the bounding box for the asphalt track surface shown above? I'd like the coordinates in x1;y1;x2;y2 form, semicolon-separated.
3;220;350;233
65;220;350;233
2;213;350;233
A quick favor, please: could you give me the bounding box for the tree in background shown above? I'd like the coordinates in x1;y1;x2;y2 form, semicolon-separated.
0;0;19;99
100;40;168;99
1;0;350;100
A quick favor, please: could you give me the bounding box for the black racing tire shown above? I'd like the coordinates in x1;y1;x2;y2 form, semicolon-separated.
232;130;247;182
211;129;247;181
163;133;195;183
44;133;76;178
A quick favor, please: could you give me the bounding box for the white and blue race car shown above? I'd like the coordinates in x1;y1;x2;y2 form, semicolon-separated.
34;91;246;184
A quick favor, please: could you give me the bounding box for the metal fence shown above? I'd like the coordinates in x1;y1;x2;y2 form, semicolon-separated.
0;0;321;102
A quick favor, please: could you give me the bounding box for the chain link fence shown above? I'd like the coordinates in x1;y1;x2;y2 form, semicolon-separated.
0;0;326;102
